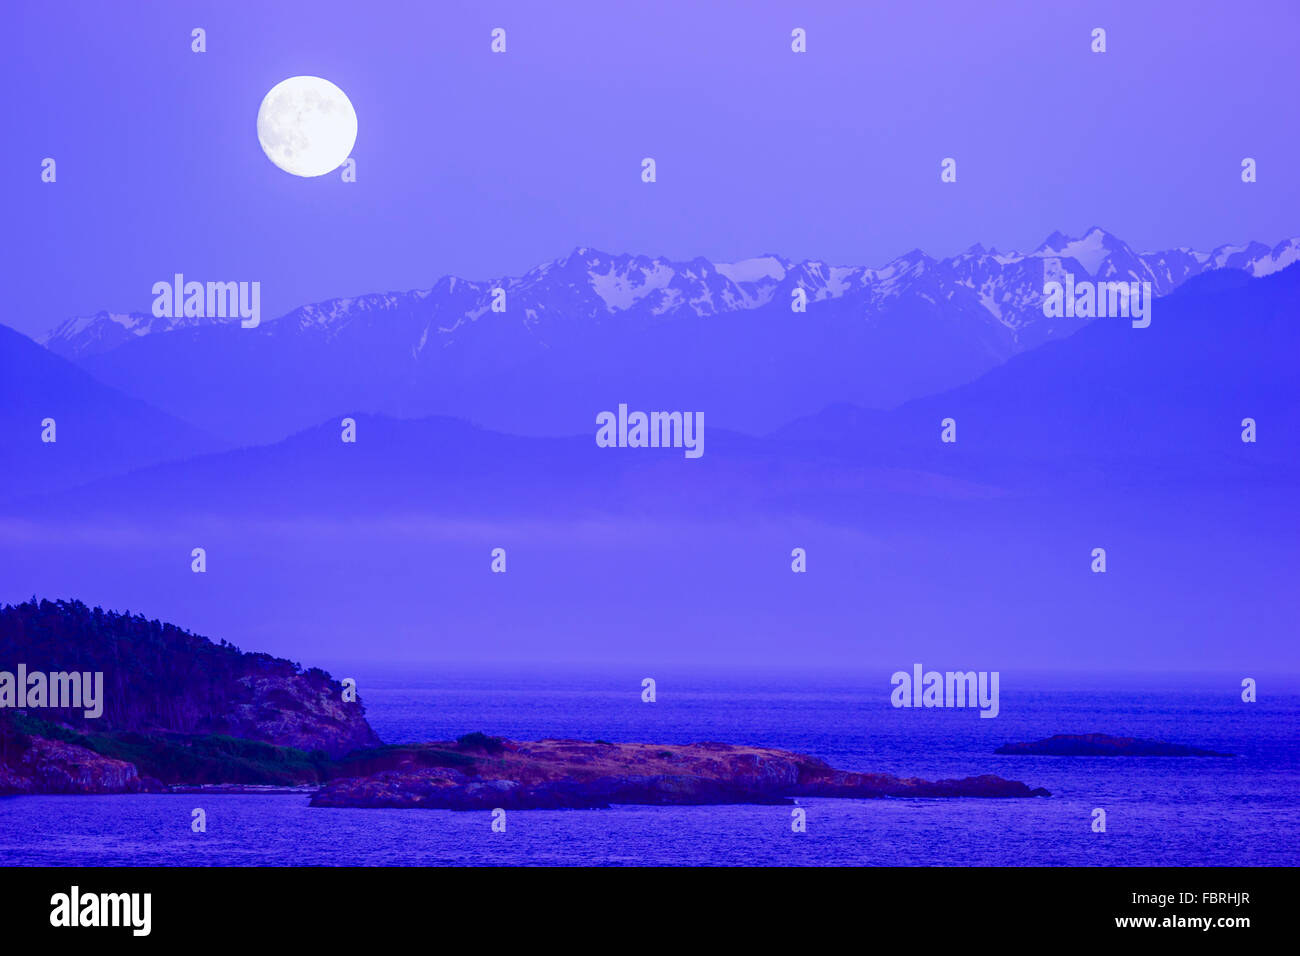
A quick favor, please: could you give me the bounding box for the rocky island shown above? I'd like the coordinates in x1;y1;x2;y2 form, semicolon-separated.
2;599;1051;804
995;733;1234;757
312;734;1051;809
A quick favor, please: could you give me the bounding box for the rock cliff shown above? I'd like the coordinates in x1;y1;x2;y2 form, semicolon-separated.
0;735;151;794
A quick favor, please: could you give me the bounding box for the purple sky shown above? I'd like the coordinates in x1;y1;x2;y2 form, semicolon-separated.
5;0;1298;339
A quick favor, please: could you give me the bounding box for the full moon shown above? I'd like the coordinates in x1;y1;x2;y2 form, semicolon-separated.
256;76;357;177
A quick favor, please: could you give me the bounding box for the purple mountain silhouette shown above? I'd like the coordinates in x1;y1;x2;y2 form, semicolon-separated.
774;267;1300;483
16;262;1295;518
6;263;1295;670
0;324;218;502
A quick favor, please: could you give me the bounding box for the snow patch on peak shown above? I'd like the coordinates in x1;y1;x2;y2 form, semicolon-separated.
1249;238;1300;276
714;256;788;284
1209;245;1246;269
1034;229;1111;275
588;261;676;311
876;249;931;283
42;311;146;344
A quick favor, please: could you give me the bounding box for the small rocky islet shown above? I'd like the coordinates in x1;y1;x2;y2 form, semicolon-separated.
995;733;1234;757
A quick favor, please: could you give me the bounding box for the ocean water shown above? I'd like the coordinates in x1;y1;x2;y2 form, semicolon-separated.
2;669;1297;866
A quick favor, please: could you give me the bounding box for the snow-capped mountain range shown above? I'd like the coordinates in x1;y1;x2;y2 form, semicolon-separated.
25;227;1299;444
42;227;1300;362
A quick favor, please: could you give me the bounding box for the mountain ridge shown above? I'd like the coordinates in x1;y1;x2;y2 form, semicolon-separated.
13;263;1298;522
42;228;1300;361
38;229;1298;444
4;268;1294;672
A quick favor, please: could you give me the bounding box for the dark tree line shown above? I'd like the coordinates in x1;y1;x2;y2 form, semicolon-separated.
0;598;342;736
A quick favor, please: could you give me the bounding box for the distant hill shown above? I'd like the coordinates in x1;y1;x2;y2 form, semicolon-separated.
0;323;220;502
19;264;1300;522
3;257;1295;673
773;265;1300;488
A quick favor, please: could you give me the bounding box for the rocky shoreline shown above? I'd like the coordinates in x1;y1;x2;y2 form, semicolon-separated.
2;600;1054;806
310;736;1051;809
0;724;1055;805
0;734;149;795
